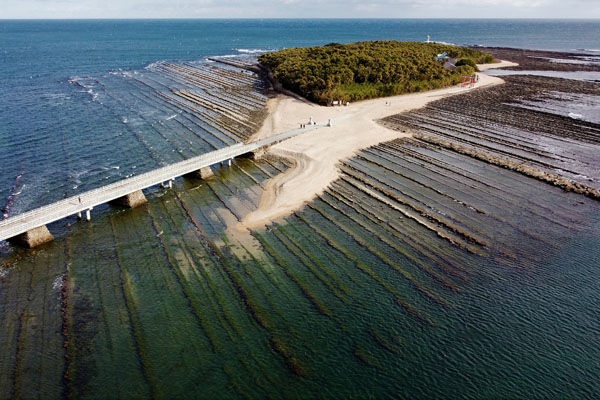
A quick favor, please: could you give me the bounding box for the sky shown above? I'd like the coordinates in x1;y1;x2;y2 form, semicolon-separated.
1;0;599;19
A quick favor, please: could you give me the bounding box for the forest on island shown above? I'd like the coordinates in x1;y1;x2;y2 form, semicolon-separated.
259;41;495;104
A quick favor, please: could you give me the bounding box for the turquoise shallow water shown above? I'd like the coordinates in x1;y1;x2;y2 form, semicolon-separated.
1;19;600;399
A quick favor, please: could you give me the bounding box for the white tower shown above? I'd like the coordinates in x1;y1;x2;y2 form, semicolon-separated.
427;35;430;44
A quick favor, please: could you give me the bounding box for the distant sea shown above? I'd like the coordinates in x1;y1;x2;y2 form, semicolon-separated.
1;19;599;214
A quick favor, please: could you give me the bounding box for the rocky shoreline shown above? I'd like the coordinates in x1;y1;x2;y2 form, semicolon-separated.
384;51;600;203
473;47;600;72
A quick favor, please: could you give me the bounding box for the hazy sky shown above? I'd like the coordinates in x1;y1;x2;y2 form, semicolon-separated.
2;0;599;19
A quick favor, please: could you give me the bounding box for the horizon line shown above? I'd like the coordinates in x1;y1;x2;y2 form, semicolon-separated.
1;17;600;21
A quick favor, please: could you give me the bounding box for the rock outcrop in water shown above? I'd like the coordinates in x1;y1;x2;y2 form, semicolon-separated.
413;132;600;201
383;71;600;203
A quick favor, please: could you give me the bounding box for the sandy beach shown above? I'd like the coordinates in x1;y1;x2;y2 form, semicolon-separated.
241;61;517;229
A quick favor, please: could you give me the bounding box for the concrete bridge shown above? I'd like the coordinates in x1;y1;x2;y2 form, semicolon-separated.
0;119;333;248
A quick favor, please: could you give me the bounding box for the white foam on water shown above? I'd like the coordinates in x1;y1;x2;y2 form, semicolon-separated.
68;77;84;87
52;274;64;291
86;88;99;101
43;93;71;103
214;54;239;59
145;61;166;70
431;40;456;46
235;48;272;54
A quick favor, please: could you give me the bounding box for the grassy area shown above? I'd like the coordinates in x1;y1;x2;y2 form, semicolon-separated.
259;41;494;104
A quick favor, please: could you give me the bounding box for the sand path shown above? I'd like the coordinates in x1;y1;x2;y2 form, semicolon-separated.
240;62;515;229
477;60;519;71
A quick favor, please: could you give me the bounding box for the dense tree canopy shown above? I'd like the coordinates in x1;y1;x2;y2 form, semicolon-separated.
259;41;495;104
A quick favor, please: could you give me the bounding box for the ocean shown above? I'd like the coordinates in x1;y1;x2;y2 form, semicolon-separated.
1;19;600;399
1;19;600;215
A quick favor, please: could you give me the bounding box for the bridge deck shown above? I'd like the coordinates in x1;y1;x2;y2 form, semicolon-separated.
0;121;327;243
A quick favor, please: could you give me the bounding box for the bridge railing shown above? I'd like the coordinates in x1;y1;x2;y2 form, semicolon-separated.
0;143;244;225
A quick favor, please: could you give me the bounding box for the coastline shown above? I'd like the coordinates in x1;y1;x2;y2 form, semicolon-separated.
240;61;515;229
3;19;600;399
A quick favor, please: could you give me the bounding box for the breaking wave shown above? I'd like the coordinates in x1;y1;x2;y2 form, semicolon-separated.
235;48;272;54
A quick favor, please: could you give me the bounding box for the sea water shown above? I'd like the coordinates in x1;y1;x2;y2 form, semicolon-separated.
1;19;600;399
1;19;600;214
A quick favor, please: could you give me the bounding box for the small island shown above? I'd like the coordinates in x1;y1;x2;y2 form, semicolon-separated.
259;41;495;104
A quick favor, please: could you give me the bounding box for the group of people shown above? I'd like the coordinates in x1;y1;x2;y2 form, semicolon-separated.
300;121;317;128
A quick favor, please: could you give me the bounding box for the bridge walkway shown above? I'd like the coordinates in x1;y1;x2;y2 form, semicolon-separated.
0;119;332;246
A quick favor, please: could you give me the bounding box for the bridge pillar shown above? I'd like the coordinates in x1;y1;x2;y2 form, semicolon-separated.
228;159;232;167
86;209;92;221
185;166;213;180
8;225;54;248
251;148;266;160
160;180;174;189
110;189;147;208
240;147;266;161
